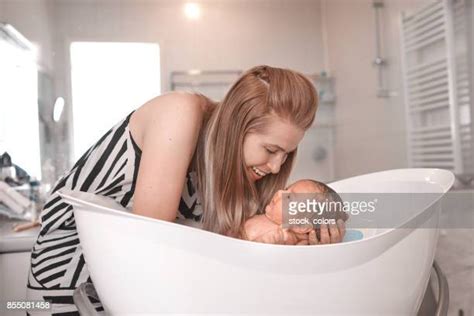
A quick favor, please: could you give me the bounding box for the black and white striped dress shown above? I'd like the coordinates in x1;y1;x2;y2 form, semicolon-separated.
26;111;203;315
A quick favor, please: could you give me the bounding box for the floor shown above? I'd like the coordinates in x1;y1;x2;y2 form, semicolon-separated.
435;228;474;316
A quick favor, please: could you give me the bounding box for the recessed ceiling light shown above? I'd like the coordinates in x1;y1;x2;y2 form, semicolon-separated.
184;3;201;20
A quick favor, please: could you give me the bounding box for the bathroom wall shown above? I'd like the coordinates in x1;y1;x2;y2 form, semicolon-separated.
0;0;330;179
322;0;431;180
48;0;326;169
51;0;325;89
2;0;467;181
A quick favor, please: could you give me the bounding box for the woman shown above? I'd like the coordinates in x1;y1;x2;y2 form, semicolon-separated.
26;65;345;315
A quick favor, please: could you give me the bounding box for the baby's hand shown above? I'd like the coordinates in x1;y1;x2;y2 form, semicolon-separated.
253;227;288;244
253;228;303;245
283;224;313;245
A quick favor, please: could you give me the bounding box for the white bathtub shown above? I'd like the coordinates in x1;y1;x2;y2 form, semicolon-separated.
60;168;454;315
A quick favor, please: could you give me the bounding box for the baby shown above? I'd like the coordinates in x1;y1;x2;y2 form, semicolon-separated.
243;179;348;245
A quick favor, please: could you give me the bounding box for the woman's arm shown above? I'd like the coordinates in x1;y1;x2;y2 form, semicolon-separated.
132;93;204;221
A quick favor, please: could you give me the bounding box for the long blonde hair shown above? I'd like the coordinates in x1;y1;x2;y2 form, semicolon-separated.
194;65;318;237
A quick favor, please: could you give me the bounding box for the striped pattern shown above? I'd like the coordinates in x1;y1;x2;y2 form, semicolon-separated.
26;111;202;315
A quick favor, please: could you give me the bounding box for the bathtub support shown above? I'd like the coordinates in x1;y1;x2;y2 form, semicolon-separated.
73;260;450;316
73;282;101;316
433;260;450;316
417;260;449;316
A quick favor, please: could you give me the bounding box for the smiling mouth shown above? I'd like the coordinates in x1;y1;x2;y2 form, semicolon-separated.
251;166;267;177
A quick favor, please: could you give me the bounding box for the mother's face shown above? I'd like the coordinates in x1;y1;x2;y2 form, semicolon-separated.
242;116;305;182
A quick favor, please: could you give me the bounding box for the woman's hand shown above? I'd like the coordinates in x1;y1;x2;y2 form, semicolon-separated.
308;219;346;245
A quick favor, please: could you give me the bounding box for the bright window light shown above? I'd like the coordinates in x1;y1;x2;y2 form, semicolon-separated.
70;42;160;160
184;3;201;20
0;39;41;178
53;97;65;122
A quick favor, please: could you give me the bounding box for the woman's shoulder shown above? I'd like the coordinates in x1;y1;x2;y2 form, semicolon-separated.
130;92;207;146
142;91;205;116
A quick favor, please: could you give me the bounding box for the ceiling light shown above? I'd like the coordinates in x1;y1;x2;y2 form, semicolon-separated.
184;3;201;20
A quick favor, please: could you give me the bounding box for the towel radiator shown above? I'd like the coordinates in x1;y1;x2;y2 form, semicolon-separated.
400;0;473;177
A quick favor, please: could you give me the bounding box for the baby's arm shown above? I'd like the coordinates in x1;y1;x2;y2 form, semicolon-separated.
265;201;313;244
243;214;281;241
243;215;303;245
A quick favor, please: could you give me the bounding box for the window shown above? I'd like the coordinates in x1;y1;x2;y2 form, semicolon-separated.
70;42;160;160
0;36;41;178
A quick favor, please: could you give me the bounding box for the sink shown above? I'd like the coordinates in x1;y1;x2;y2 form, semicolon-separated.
0;214;40;253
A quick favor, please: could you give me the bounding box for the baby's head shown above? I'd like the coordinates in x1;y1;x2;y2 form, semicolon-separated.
265;179;348;225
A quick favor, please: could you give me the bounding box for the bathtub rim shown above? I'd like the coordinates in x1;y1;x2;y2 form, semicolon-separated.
59;167;455;249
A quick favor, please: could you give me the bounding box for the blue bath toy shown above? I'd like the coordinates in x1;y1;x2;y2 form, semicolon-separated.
343;230;364;242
